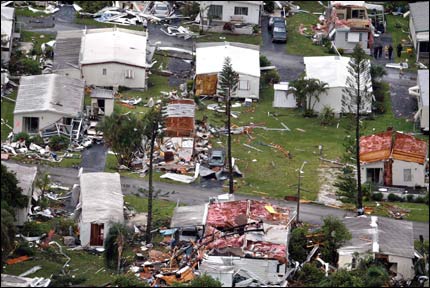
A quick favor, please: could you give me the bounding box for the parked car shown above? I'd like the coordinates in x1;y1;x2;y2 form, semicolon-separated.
268;16;286;32
208;149;226;167
272;22;288;43
151;1;170;18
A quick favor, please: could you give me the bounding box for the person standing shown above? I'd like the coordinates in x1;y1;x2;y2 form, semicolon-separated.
397;43;403;58
373;45;378;59
388;44;393;60
378;44;383;59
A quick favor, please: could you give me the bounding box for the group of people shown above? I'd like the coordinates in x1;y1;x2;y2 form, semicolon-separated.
373;43;403;60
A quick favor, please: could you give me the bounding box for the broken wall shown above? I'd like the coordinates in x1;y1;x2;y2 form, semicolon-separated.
14;111;65;134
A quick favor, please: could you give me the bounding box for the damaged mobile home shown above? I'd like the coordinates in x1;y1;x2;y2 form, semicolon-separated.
74;172;124;247
338;216;415;280
170;198;295;286
54;27;152;89
408;1;429;64
409;69;429;132
13;74;85;135
1;5;17;65
360;131;428;188
195;42;260;99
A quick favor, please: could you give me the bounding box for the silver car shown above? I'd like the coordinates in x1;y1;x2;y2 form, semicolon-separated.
152;1;170;18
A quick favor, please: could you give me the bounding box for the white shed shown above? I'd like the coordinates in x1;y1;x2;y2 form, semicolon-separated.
409;70;429;132
303;56;372;115
200;1;262;25
2;162;37;226
195;42;260;99
76;172;124;247
273;82;296;108
90;87;115;117
80;28;150;89
13;74;85;134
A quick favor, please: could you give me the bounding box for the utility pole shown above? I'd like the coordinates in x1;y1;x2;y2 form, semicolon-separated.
296;161;307;223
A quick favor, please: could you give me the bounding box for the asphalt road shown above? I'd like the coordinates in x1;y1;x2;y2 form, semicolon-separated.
80;143;108;172
36;164;429;240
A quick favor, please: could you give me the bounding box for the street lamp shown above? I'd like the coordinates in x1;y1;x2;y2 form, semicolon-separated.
296;161;307;223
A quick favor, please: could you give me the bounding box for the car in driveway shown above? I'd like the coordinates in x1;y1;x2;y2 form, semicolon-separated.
272;22;288;43
208;149;226;167
268;16;286;31
151;1;170;18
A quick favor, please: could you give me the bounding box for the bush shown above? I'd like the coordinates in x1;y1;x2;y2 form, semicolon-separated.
263;1;275;13
414;196;426;204
223;22;234;31
259;55;272;67
319;106;336;126
387;193;403;202
112;274;148;287
179;1;200;18
13;132;30;144
13;242;35;257
29;134;45;146
406;194;415;203
21;221;51;237
187;79;194;93
54;218;76;236
253;25;259;34
371;192;384;201
50;274;87;287
49;135;70;151
261;70;280;86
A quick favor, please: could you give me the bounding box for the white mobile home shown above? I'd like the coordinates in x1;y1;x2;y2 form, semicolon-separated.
408;2;429;63
76;172;124;247
303;56;372;115
13;74;85;134
200;1;262;25
2;162;37;226
409;70;429;132
80;28;150;89
195;42;260;100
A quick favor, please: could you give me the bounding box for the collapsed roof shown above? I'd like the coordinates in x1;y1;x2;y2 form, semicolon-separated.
392;132;428;164
360;131;393;163
163;99;195;137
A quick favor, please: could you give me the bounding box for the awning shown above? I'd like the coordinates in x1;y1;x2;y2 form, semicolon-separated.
348;32;360;43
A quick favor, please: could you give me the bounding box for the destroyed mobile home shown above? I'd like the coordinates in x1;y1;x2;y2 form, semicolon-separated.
131;198;296;287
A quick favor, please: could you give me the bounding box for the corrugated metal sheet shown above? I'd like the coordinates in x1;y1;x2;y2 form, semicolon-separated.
164;99;195;137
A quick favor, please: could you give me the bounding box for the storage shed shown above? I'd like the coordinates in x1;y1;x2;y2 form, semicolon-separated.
273;82;296;108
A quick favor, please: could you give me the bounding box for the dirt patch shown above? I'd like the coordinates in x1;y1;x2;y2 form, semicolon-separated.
317;165;343;207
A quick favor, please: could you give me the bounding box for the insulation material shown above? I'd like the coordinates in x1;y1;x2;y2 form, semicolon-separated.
359;131;393;163
392;133;428;164
206;201;248;228
245;241;287;263
195;74;218;96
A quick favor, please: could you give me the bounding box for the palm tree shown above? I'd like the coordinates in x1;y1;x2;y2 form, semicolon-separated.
290;78;328;116
104;223;129;273
218;57;239;194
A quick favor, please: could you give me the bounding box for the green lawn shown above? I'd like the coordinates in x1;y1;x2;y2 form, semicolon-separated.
20;30;56;56
286;1;329;56
386;14;417;68
15;7;48;18
1;91;16;140
197;32;262;46
4;244;116;286
124;195;177;227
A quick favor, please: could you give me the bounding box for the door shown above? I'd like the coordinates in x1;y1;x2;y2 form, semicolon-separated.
90;223;104;246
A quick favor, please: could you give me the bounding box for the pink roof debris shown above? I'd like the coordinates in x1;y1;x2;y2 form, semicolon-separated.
392;132;428;164
360;131;393;163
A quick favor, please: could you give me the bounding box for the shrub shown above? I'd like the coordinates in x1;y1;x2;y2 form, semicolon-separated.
406;194;415;203
13;242;35;257
13;132;30;144
49;135;70;151
112;274;148;287
319;106;336;126
253;25;260;34
223;22;234;31
29;134;45;146
50;274;87;287
21;221;51;237
187;79;194;92
259;55;272;67
387;193;403;202
414;196;426;204
54;218;76;236
263;1;275;13
372;192;384;201
179;1;200;18
261;70;280;86
338;48;344;55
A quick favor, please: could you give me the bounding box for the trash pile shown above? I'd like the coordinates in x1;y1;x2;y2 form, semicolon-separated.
124;197;296;287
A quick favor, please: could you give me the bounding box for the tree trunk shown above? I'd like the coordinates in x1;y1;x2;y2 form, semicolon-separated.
356;72;363;214
226;89;234;194
145;129;157;243
117;235;123;274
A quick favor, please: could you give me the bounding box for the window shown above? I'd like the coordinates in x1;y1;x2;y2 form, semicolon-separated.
403;169;412;182
234;6;248;16
351;9;366;19
23;117;39;133
102;68;107;75
125;69;134;79
239;80;249;90
208;5;223;20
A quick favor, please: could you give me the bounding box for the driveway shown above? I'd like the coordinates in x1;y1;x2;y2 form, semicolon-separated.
79;143;108;172
260;16;304;82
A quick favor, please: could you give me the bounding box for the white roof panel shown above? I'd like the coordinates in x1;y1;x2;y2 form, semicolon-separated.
81;28;148;68
196;42;260;77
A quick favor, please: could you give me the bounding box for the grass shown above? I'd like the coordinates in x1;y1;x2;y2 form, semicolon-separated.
1;91;16;140
385;14;417;69
75;16;146;31
20;30;56;56
15;7;48;18
343;201;429;222
4;243;116;286
286;1;329;56
197;32;262;46
124;194;177;226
